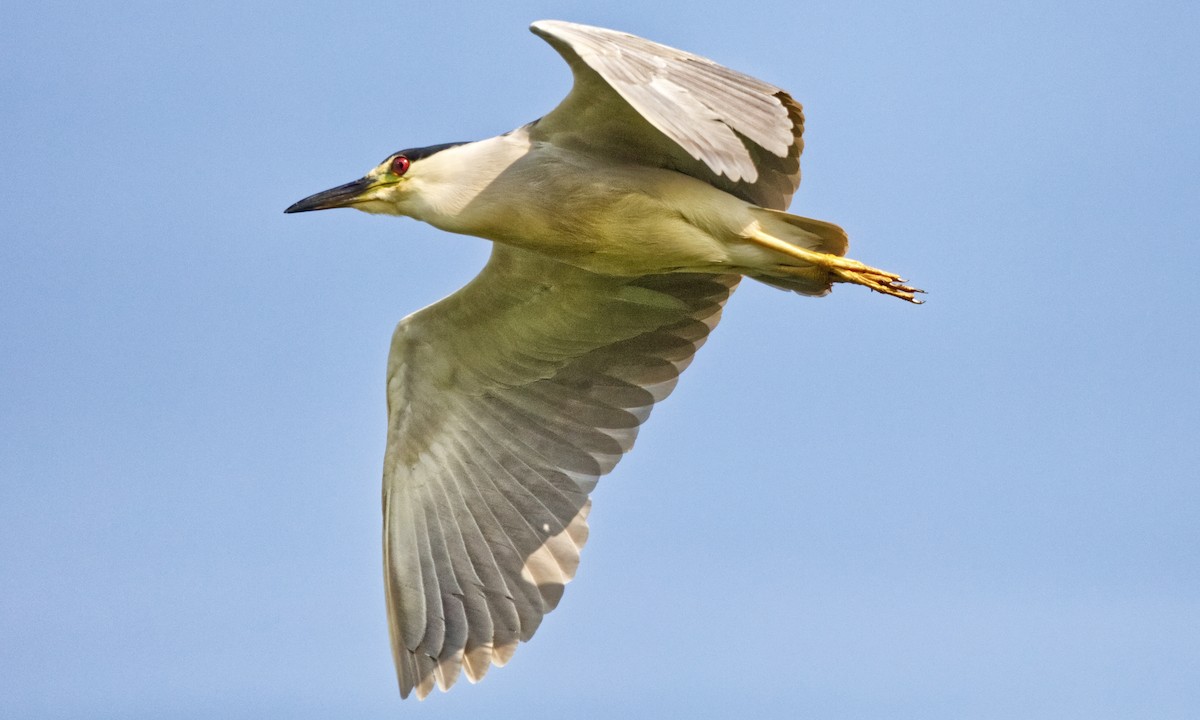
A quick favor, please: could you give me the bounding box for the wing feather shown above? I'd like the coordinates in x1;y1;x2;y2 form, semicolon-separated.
529;19;804;211
383;245;737;697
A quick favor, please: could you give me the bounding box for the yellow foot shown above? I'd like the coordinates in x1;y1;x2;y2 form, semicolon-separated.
750;230;925;303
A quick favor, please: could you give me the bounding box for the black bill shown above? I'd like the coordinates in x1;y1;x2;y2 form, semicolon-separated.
284;176;375;213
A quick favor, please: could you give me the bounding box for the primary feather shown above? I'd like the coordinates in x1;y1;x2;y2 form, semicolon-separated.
384;249;739;697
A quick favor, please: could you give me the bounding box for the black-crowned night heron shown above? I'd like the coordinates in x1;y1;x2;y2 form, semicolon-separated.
286;19;921;700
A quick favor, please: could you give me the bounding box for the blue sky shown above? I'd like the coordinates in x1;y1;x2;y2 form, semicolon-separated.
2;1;1197;717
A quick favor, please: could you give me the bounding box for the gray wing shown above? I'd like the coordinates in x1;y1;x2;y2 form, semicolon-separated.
383;244;738;698
529;19;805;211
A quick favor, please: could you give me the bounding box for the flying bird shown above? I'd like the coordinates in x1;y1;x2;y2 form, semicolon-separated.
286;19;921;700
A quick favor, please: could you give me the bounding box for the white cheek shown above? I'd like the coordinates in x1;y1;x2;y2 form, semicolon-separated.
354;199;395;215
377;183;407;203
353;183;409;216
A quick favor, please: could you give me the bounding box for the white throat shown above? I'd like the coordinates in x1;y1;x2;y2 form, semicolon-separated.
402;131;534;230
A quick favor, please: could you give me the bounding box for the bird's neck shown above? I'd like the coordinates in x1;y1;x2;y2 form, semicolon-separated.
405;131;533;232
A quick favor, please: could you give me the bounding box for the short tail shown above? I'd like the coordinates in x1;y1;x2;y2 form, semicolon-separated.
747;208;848;296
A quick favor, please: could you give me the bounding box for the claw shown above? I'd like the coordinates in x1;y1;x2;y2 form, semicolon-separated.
748;229;924;304
834;266;924;303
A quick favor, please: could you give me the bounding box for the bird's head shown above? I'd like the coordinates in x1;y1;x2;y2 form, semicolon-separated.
284;142;466;217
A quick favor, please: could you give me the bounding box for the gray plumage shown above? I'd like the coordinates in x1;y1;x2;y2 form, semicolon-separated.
284;18;920;702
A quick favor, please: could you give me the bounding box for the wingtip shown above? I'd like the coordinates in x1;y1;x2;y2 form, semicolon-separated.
530;19;597;38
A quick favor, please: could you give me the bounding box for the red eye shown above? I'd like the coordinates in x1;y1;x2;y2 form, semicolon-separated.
391;155;410;176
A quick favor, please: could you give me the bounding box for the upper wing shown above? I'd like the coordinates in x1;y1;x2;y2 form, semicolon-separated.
383;245;738;698
529;19;805;211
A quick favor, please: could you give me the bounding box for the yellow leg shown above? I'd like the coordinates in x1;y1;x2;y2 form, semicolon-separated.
749;230;924;303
